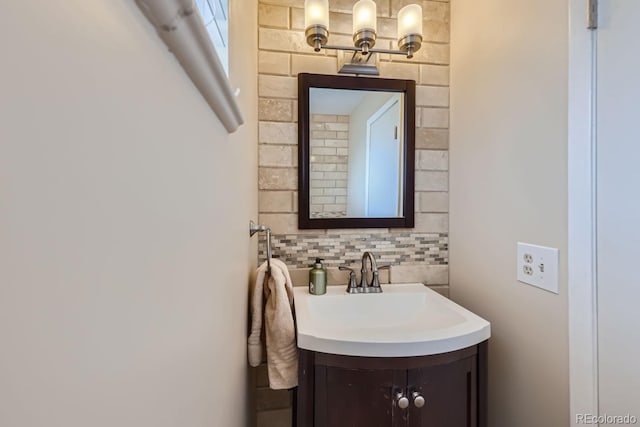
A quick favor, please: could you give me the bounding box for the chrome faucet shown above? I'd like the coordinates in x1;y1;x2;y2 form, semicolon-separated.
360;251;389;294
340;252;390;294
360;251;381;293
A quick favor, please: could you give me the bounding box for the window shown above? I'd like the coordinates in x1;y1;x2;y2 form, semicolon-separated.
135;0;242;132
195;0;229;75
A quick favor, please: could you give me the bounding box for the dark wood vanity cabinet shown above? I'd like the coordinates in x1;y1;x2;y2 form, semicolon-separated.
296;342;487;427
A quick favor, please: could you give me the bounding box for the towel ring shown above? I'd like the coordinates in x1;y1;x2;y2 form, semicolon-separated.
249;220;272;272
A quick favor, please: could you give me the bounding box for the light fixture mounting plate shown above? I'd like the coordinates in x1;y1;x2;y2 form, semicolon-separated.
337;51;380;75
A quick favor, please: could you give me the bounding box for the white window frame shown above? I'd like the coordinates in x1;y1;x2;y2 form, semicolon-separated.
136;0;243;133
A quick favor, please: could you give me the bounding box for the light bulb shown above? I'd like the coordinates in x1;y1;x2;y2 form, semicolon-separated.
397;4;422;39
352;0;377;33
305;0;329;29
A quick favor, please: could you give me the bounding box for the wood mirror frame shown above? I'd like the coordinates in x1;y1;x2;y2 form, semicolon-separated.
298;73;415;229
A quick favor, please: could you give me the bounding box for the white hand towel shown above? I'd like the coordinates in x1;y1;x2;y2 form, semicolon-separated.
248;258;298;389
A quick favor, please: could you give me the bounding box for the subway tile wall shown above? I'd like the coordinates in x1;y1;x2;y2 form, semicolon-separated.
255;0;449;425
309;114;350;217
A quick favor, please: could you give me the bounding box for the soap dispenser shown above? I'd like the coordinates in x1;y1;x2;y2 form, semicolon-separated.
309;258;327;295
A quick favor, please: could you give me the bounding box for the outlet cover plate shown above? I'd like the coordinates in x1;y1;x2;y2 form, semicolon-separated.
517;242;559;294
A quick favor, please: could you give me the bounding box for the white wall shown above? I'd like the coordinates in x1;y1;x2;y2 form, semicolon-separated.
0;1;257;426
450;1;569;426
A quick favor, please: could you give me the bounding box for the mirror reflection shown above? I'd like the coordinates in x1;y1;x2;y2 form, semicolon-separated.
309;88;405;219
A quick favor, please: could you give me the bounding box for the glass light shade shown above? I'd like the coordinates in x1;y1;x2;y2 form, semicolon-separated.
305;0;329;29
352;0;377;33
397;4;423;38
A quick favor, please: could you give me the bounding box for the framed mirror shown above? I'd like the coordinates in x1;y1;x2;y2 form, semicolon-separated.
298;73;415;229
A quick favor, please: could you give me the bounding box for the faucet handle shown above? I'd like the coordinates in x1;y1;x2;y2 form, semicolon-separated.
339;265;360;293
371;268;390;289
370;271;381;288
367;264;391;292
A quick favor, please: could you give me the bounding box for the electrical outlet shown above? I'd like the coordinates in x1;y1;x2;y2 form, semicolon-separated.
517;242;559;293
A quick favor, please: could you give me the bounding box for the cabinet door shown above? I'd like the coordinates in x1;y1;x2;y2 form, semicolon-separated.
406;356;476;427
314;365;407;427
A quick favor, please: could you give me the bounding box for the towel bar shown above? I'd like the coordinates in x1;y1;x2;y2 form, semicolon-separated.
249;220;272;272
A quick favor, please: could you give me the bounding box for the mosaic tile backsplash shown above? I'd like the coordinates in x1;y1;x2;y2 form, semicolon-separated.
258;232;448;269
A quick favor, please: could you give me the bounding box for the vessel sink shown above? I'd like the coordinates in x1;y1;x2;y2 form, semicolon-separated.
293;283;491;357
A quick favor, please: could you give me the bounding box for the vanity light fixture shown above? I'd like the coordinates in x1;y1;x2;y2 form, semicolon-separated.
304;0;423;59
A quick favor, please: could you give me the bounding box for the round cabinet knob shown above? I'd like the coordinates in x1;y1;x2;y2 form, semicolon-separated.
412;392;425;408
396;393;410;409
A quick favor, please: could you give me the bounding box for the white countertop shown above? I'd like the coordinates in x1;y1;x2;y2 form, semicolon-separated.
293;283;491;357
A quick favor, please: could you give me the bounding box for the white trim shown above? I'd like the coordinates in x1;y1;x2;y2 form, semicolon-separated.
136;0;243;133
568;0;599;424
397;99;405;216
364;118;371;216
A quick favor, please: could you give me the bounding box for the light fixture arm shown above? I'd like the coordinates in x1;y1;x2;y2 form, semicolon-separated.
319;40;422;59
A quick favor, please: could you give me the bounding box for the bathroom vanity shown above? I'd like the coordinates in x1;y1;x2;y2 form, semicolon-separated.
293;283;490;427
297;343;487;427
